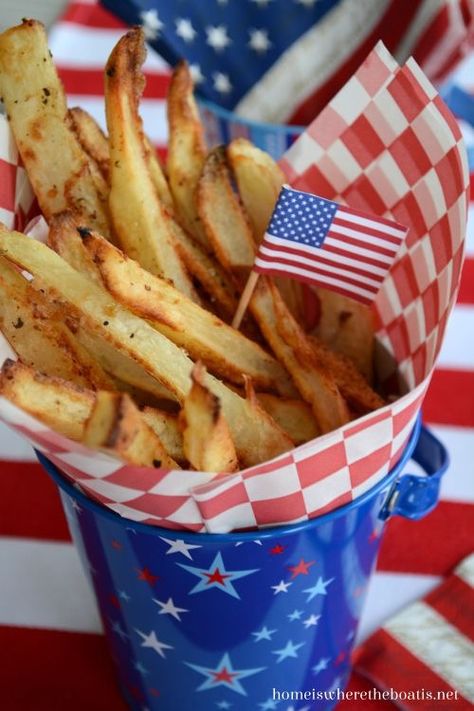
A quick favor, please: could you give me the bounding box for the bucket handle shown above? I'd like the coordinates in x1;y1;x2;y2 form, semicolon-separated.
379;425;449;521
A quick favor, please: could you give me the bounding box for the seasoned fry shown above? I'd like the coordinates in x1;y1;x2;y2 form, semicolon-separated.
166;61;209;248
48;212;102;285
0;359;94;441
0;227;293;467
0;257;113;389
105;29;195;298
180;362;238;472
313;288;375;382
83;391;178;468
198;146;255;275
83;230;294;394
144;136;174;212
227;138;285;241
0;21;111;237
143;407;185;465
68;107;110;182
257;393;319;445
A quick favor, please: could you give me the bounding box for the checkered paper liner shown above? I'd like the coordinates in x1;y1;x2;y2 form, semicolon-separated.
0;44;469;533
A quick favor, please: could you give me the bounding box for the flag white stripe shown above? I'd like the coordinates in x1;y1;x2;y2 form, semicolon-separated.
263;233;393;266
259;242;388;277
337;208;407;238
387;600;474;701
258;246;383;287
324;235;394;265
329;223;402;252
437;305;474;370
254;258;377;299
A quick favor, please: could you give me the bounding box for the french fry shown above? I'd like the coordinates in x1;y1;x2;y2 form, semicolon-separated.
313;288;375;382
197;146;256;275
48;212;103;285
105;29;196;298
0;257;113;390
0;359;94;441
82;230;295;394
257;393;319;445
83;391;178;468
166;61;209;248
68;107;110;182
0;21;111;237
0;227;293;467
143;407;185;465
180;362;238;472
227;138;285;241
144;136;175;212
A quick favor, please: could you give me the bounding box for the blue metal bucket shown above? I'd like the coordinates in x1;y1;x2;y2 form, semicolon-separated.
39;419;447;711
197;98;304;160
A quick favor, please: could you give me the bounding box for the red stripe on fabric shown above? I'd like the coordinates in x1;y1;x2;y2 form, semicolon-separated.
412;6;450;68
377;501;474;576
457;258;474;304
61;2;127;29
288;0;424;125
422;370;474;427
57;67;170;98
327;229;398;259
426;574;474;642
255;258;379;294
337;205;407;237
354;628;464;709
331;218;403;249
340;672;396;709
0;461;70;541
0;626;127;711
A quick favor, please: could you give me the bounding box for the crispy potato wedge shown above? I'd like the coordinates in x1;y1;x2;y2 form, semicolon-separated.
83;230;294;394
313;288;375;382
251;277;350;433
0;359;94;441
143;407;185;465
144;136;174;212
0;21;111;236
0;257;113;389
105;29;195;298
0;227;292;467
48;212;103;285
166;61;209;248
198;146;256;275
68;107;110;182
83;390;178;468
227;138;285;241
180;362;238;472
257;393;319;445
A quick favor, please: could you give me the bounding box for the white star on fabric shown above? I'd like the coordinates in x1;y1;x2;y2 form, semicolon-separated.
110;620;128;641
252;626;277;642
134;660;149;676
303;613;321;628
139;9;164;39
271;579;292;594
118;589;131;602
248;28;272;54
175;18;197;43
70;499;82;513
206;25;231;51
302;576;334;601
135;629;174;658
178;551;258;598
160;536;201;559
312;656;330;674
189;64;205;85
216;702;232;709
288;609;303;621
153;596;188;621
185;652;265;695
213;72;233;94
259;699;278;710
234;539;262;546
272;639;305;663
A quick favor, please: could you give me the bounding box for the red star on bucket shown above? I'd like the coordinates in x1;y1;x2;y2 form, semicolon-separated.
136;567;159;585
288;558;315;578
111;539;122;550
178;552;258;599
206;568;230;585
213;667;236;683
270;544;285;555
109;594;120;609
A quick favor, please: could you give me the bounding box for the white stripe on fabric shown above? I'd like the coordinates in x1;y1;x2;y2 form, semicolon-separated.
437;305;474;370
263;233;393;266
431;425;474;504
394;0;445;65
455;552;474;587
0;420;37;461
420;1;469;79
387;600;474;701
336;210;406;239
0;537;101;633
324;236;394;265
234;0;391;123
258;244;386;280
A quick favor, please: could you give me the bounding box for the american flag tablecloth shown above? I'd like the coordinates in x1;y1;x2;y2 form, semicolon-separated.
0;3;473;709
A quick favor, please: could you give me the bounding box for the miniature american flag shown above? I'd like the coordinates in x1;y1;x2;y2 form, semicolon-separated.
254;186;408;304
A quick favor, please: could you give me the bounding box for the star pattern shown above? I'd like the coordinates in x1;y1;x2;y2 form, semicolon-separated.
139;9;163;39
135;629;173;658
175;17;196;43
272;640;305;663
313;657;330;674
178;552;258;598
302;576;334;601
185;653;265;695
248;28;272;53
271;579;292;594
288;609;303;621
303;613;320;628
153;596;188;621
136;567;159;586
288;558;315;578
206;25;231;52
252;626;277;642
216;702;232;709
160;537;201;559
110;619;128;641
267;191;337;246
213;72;233;94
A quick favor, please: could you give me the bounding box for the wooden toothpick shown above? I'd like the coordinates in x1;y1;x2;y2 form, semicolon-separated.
231;271;260;330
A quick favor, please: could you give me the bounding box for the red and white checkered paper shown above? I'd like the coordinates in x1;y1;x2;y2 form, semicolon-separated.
0;44;469;533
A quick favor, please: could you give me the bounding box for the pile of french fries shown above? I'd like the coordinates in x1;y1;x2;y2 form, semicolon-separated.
0;21;385;474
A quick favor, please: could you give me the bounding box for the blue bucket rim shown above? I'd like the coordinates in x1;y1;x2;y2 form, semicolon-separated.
196;96;306;138
38;415;421;542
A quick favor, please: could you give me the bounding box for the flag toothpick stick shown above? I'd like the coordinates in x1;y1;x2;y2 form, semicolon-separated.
232;271;260;330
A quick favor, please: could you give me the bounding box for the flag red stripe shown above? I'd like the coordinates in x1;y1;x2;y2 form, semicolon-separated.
426;574;474;642
377;501;474;576
338;203;408;234
260;240;386;281
354;628;464;706
61;2;126;29
58;67;170;98
423;370;474;427
332;216;404;249
328;227;400;259
320;240;394;269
